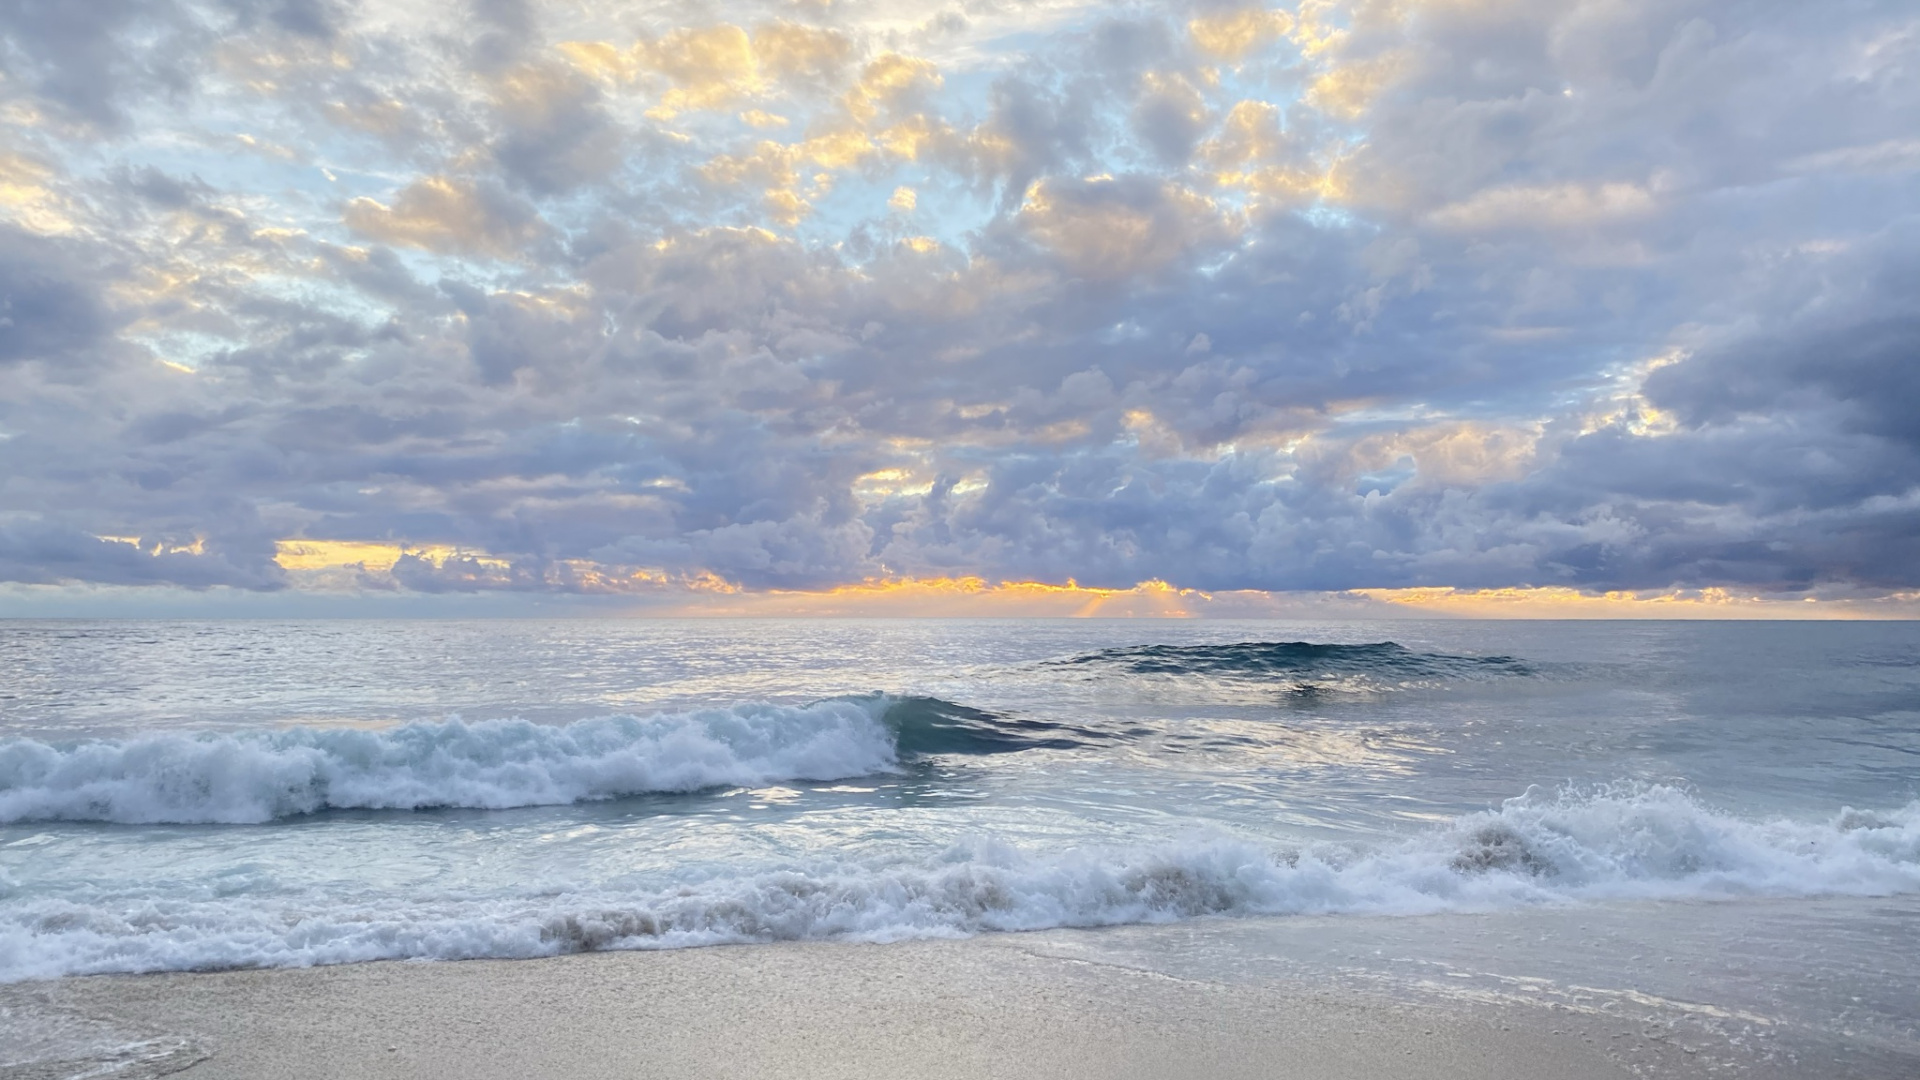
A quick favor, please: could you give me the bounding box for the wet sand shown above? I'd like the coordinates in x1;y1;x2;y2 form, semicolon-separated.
5;930;1681;1080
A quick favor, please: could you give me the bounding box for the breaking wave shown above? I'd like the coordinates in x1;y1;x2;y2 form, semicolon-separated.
4;786;1916;981
0;696;1065;826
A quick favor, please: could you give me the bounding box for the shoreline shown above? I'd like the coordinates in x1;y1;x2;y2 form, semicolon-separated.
15;895;1920;1076
0;925;1718;1080
8;896;1917;1079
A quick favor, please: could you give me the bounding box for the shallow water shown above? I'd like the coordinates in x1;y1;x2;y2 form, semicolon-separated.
1;619;1916;1050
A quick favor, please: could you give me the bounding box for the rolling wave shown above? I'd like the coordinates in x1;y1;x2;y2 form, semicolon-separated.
1050;640;1534;693
0;696;1064;826
4;786;1914;981
879;694;1098;755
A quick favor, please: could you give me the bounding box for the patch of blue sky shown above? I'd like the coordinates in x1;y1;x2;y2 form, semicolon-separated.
519;185;628;242
792;170;901;241
392;245;533;296
248;267;409;326
1354;458;1416;496
794;167;986;256
98;121;385;231
297;119;442;186
916;62;1000;126
1193;244;1245;279
128;328;245;373
1330;403;1449;427
939;27;1061;73
923;5;1110;72
1209;53;1306;103
1297;203;1358;229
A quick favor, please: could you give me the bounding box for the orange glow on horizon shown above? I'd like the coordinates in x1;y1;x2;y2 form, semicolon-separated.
224;538;1920;618
1346;586;1920;620
666;578;1920;619
670;575;1213;617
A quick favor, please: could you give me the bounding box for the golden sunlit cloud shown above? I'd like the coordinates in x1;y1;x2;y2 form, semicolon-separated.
1019;178;1232;278
1201;100;1347;205
99;535;206;556
343;176;545;257
1305;50;1409;119
740;108;789;128
1189;8;1296;62
273;540;507;572
669;576;1216;617
0;153;78;235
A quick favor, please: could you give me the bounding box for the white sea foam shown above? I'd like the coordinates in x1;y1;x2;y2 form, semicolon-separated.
0;700;901;825
3;786;1915;981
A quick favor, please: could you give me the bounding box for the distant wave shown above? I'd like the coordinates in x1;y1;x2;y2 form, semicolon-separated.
1050;641;1534;693
879;694;1097;756
4;786;1916;980
0;696;1065;826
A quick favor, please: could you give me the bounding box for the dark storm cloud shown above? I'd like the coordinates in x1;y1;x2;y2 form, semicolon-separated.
0;0;1916;600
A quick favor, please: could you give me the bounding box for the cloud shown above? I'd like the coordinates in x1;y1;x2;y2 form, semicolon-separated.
0;520;282;589
559;21;858;119
1131;71;1211;164
0;0;201;130
1425;182;1659;232
0;0;1916;611
0;227;114;368
1188;7;1296;63
344;176;547;257
1017;174;1234;279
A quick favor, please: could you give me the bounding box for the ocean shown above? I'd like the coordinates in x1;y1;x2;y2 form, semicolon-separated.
2;619;1917;1071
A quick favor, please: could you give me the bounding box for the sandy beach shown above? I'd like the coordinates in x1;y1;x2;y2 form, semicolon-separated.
8;903;1818;1080
6;941;1637;1080
14;895;1919;1080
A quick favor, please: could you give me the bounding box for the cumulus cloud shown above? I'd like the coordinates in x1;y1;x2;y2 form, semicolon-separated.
0;0;1915;606
344;176;548;256
1016;174;1233;279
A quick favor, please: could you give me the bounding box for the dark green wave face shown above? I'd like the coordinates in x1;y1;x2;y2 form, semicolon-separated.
1049;641;1533;681
866;695;1099;757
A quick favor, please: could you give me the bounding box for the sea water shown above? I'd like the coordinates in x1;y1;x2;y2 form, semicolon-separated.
2;619;1917;1064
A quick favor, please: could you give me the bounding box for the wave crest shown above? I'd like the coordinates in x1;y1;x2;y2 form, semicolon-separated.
4;786;1915;980
0;700;915;825
0;696;1094;826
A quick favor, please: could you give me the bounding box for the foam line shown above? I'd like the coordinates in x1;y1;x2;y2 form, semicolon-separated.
4;786;1915;981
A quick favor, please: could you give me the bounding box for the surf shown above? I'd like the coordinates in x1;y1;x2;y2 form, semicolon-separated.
4;786;1915;981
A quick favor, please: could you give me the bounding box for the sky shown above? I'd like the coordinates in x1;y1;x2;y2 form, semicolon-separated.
1;0;1917;618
